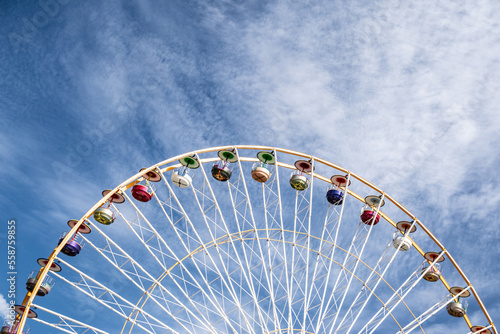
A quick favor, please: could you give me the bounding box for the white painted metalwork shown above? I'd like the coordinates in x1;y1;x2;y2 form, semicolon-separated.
304;173;351;330
14;146;496;334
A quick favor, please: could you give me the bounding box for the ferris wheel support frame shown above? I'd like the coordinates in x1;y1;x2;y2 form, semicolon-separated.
265;149;293;331
154;167;251;333
260;149;284;333
309;173;352;332
14;145;497;334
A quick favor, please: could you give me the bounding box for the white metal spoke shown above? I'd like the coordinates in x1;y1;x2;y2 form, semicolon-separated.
262;151;293;330
259;162;284;331
289;180;312;328
300;159;315;332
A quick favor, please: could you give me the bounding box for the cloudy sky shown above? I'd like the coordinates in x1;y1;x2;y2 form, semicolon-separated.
1;0;499;333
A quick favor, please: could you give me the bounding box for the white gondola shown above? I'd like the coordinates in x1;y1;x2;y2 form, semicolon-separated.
447;287;471;317
392;221;417;251
172;167;195;188
173;155;200;188
392;233;412;251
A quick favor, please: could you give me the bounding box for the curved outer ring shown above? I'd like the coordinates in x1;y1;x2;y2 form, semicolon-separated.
16;145;497;334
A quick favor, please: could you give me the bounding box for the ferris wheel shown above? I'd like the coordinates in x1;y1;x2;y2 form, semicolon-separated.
7;145;497;334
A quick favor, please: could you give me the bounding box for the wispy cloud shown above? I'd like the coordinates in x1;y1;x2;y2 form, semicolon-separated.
0;294;10;322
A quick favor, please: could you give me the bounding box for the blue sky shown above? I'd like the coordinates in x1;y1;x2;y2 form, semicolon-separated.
1;0;499;332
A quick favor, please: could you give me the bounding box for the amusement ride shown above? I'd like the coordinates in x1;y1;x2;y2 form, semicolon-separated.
5;146;496;334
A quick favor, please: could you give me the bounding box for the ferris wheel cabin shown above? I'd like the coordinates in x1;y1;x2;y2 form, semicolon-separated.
25;270;55;296
360;195;385;225
93;190;125;225
251;151;275;183
392;221;417;251
290;160;314;191
212;149;238;182
447;300;468;317
93;207;115;225
421;263;442;282
446;287;471;318
251;162;271;183
172;155;200;188
1;322;30;334
212;161;233;181
58;231;86;256
326;175;349;205
392;233;412;251
131;184;153;202
172;168;194;188
421;251;445;282
10;306;37;332
57;220;91;256
132;169;161;201
326;189;344;205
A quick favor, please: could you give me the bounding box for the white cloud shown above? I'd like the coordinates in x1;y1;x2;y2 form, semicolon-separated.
0;293;11;322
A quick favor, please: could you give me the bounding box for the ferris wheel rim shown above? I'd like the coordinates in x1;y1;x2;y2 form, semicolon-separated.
15;145;496;334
